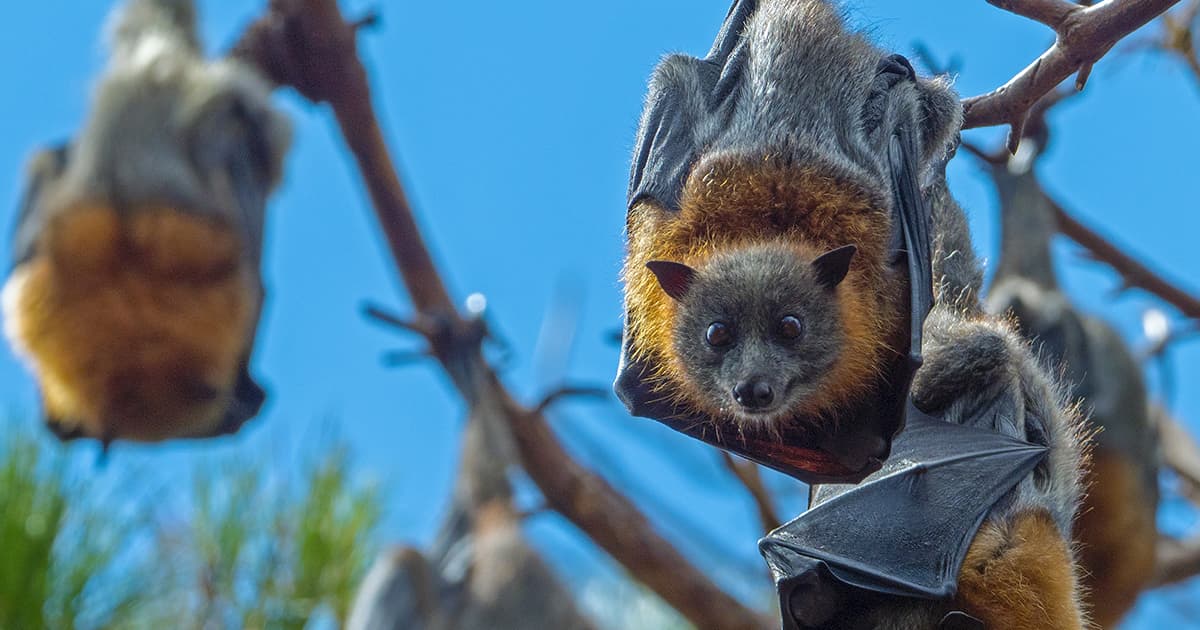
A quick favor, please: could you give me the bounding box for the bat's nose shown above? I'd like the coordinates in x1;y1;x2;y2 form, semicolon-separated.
733;379;774;409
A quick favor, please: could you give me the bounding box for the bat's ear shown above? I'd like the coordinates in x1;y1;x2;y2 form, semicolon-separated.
812;245;857;290
646;260;697;302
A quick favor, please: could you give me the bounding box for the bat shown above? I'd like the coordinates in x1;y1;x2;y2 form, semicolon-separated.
2;0;290;444
615;0;942;484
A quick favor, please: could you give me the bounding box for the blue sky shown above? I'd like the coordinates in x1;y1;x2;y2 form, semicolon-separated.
1;0;1198;627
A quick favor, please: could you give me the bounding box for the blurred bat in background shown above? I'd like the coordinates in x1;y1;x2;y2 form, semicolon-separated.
982;136;1159;629
2;0;290;444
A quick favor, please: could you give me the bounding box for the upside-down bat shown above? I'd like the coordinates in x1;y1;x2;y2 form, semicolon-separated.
2;0;290;443
615;0;956;483
983;138;1158;628
346;410;595;630
617;1;1088;628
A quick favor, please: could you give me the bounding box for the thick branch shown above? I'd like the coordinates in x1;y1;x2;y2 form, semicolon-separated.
720;453;782;533
964;0;1181;138
1049;200;1200;320
234;0;453;316
987;0;1079;29
233;2;765;628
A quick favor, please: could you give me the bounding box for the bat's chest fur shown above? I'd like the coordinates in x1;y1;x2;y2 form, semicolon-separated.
2;203;257;441
624;159;908;425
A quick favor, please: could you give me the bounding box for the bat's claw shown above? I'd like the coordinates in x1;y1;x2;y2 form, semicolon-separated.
95;436;113;469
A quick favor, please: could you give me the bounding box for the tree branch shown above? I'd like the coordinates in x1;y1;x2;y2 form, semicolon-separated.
1048;199;1200;320
962;130;1200;320
986;0;1080;29
964;0;1181;147
533;385;611;415
1157;0;1200;87
720;452;782;533
233;2;766;628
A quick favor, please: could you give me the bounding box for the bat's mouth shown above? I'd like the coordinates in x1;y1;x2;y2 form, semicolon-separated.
728;405;792;428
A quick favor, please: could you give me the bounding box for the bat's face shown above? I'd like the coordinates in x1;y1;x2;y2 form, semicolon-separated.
648;242;854;428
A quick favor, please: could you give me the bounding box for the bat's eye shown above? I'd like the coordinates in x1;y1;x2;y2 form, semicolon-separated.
779;315;804;340
705;322;733;348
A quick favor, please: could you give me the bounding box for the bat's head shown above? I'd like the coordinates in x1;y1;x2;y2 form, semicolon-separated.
647;242;855;428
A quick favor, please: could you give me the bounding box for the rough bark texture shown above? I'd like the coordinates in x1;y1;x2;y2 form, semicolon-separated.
964;0;1181;150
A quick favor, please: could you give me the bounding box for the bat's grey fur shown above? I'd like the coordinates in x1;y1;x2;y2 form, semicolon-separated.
346;408;595;630
636;0;962;209
666;244;851;426
636;1;1086;627
29;0;290;266
983;162;1155;476
982;153;1157;627
4;0;292;441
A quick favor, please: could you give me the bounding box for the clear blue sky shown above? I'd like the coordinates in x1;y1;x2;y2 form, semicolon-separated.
1;1;1198;626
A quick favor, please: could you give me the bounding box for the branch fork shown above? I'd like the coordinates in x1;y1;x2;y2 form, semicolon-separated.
964;0;1182;151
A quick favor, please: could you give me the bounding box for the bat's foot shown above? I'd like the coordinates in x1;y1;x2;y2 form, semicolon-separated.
94;437;113;469
911;316;1014;425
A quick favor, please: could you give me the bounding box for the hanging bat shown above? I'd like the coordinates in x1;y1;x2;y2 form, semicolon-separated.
347;410;595;630
2;0;290;443
616;1;1088;626
615;0;958;483
983;138;1158;628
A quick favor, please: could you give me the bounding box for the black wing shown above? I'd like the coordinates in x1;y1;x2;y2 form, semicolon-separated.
618;0;872;484
886;93;934;375
11;144;70;270
616;8;938;485
759;409;1046;628
184;87;285;439
626;0;753;213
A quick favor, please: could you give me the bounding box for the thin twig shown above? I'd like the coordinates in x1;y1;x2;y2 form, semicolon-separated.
362;302;437;337
232;3;766;628
963;0;1181;148
1153;535;1200;586
1158;0;1200;86
719;452;782;533
381;349;434;367
1138;321;1200;362
910;41;962;75
960;140;1006;165
534;385;610;415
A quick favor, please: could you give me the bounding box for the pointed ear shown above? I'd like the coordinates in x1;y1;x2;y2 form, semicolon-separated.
646;260;697;301
812;245;857;290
